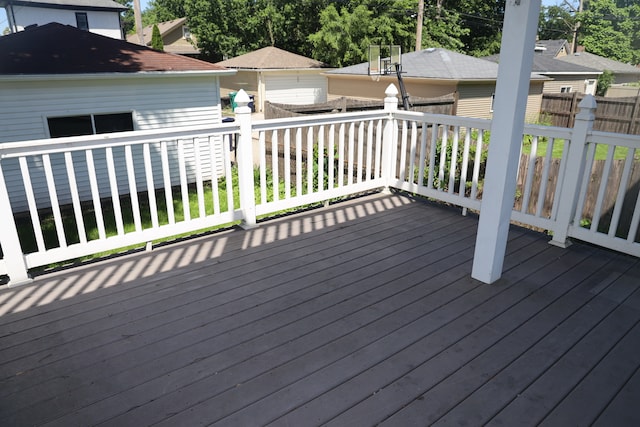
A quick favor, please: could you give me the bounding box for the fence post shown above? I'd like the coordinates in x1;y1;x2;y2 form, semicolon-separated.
381;84;398;191
0;161;32;286
234;90;257;229
550;95;597;248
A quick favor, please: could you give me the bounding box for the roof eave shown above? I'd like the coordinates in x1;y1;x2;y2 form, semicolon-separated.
0;70;237;82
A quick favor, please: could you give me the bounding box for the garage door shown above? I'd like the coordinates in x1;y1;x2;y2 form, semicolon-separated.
264;73;328;105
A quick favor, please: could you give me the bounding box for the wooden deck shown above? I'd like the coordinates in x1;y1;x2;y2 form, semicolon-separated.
0;192;639;426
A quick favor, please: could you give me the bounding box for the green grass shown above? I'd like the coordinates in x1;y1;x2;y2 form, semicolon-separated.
521;138;634;160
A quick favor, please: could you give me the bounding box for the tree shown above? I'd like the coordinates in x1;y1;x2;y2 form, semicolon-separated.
578;0;640;63
116;0;135;35
596;69;615;96
538;5;576;42
151;24;164;51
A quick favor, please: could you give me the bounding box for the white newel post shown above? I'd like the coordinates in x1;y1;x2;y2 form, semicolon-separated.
234;90;257;229
382;84;399;191
550;95;597;247
0;161;32;286
471;0;541;284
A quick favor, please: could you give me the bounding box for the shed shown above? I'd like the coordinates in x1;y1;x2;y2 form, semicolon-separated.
217;47;331;113
326;48;548;120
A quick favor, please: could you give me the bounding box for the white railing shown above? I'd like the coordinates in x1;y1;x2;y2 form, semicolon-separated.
0;87;639;286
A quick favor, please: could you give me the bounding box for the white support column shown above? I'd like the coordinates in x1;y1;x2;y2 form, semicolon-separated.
471;0;542;284
382;84;398;192
0;162;32;286
234;89;257;229
550;95;596;247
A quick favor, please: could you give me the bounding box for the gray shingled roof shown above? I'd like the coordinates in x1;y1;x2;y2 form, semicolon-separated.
0;0;127;10
485;53;600;74
328;48;544;81
217;47;329;69
534;39;571;56
557;51;640;76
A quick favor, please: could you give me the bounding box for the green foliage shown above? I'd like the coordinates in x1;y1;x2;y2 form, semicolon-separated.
596;69;615;96
116;0;134;35
151;24;164;51
578;0;640;63
538;5;576;41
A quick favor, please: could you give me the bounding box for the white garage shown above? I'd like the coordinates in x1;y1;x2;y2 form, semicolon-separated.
217;47;331;113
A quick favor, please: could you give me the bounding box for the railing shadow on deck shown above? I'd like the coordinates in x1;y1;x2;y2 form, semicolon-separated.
0;194;411;316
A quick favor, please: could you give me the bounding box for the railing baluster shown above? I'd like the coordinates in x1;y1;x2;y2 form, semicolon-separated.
193;138;206;218
106;147;125;235
42;154;67;248
470;129;484;201
550;137;570;220
177;139;190;222
259;131;267;204
521;135;538;214
459;129;471;198
143;143;159;228
19;157;46;251
590;144;616;232
448;126;459;194
318;126;325;191
375;119;382;179
307;127;314;194
536;136;554;218
64;152;87;243
223;129;235;213
438;126;448;190
272;130;280;201
284;128;292;198
347;123;355;186
338;124;345;187
428;124;438;189
409;121;418;185
608;147;634;237
399;120;408;182
85;149;106;240
209;136;221;215
357;121;364;183
296;127;303;194
124;145;142;232
366;120;373;181
328;124;335;189
160;140;175;224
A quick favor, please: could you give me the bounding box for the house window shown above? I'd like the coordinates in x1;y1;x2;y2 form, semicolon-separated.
183;26;191;40
490;93;495;113
560;86;573;93
48;113;134;138
76;12;89;31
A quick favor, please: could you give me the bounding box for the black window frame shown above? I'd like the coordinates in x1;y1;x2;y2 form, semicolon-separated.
47;112;135;138
76;12;89;31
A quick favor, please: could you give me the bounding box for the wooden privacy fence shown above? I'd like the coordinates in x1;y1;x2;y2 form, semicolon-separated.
264;93;457;120
541;92;640;134
514;153;640;240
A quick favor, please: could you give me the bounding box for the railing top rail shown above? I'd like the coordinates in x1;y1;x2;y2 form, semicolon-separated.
251;110;390;132
588;129;640;149
0;122;240;159
392;110;492;129
523;123;573;140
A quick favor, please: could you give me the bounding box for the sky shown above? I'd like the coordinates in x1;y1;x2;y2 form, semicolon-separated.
1;0;562;36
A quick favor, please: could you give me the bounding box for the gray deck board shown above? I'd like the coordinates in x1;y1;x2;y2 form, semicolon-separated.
0;192;639;426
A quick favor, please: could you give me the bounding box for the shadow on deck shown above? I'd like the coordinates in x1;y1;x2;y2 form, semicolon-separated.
0;193;639;426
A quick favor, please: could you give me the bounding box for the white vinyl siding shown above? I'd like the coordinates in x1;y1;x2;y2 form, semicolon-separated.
264;72;327;105
542;76;592;94
0;75;225;212
11;7;123;39
456;84;496;119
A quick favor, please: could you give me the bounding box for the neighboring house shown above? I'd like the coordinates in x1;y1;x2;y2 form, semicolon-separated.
485;53;601;95
534;39;572;58
557;51;640;85
217;47;331;113
127;17;199;57
0;0;127;39
0;23;234;210
326;48;547;120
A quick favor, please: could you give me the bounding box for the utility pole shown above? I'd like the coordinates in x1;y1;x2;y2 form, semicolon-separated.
133;0;144;45
415;0;424;51
564;0;584;53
